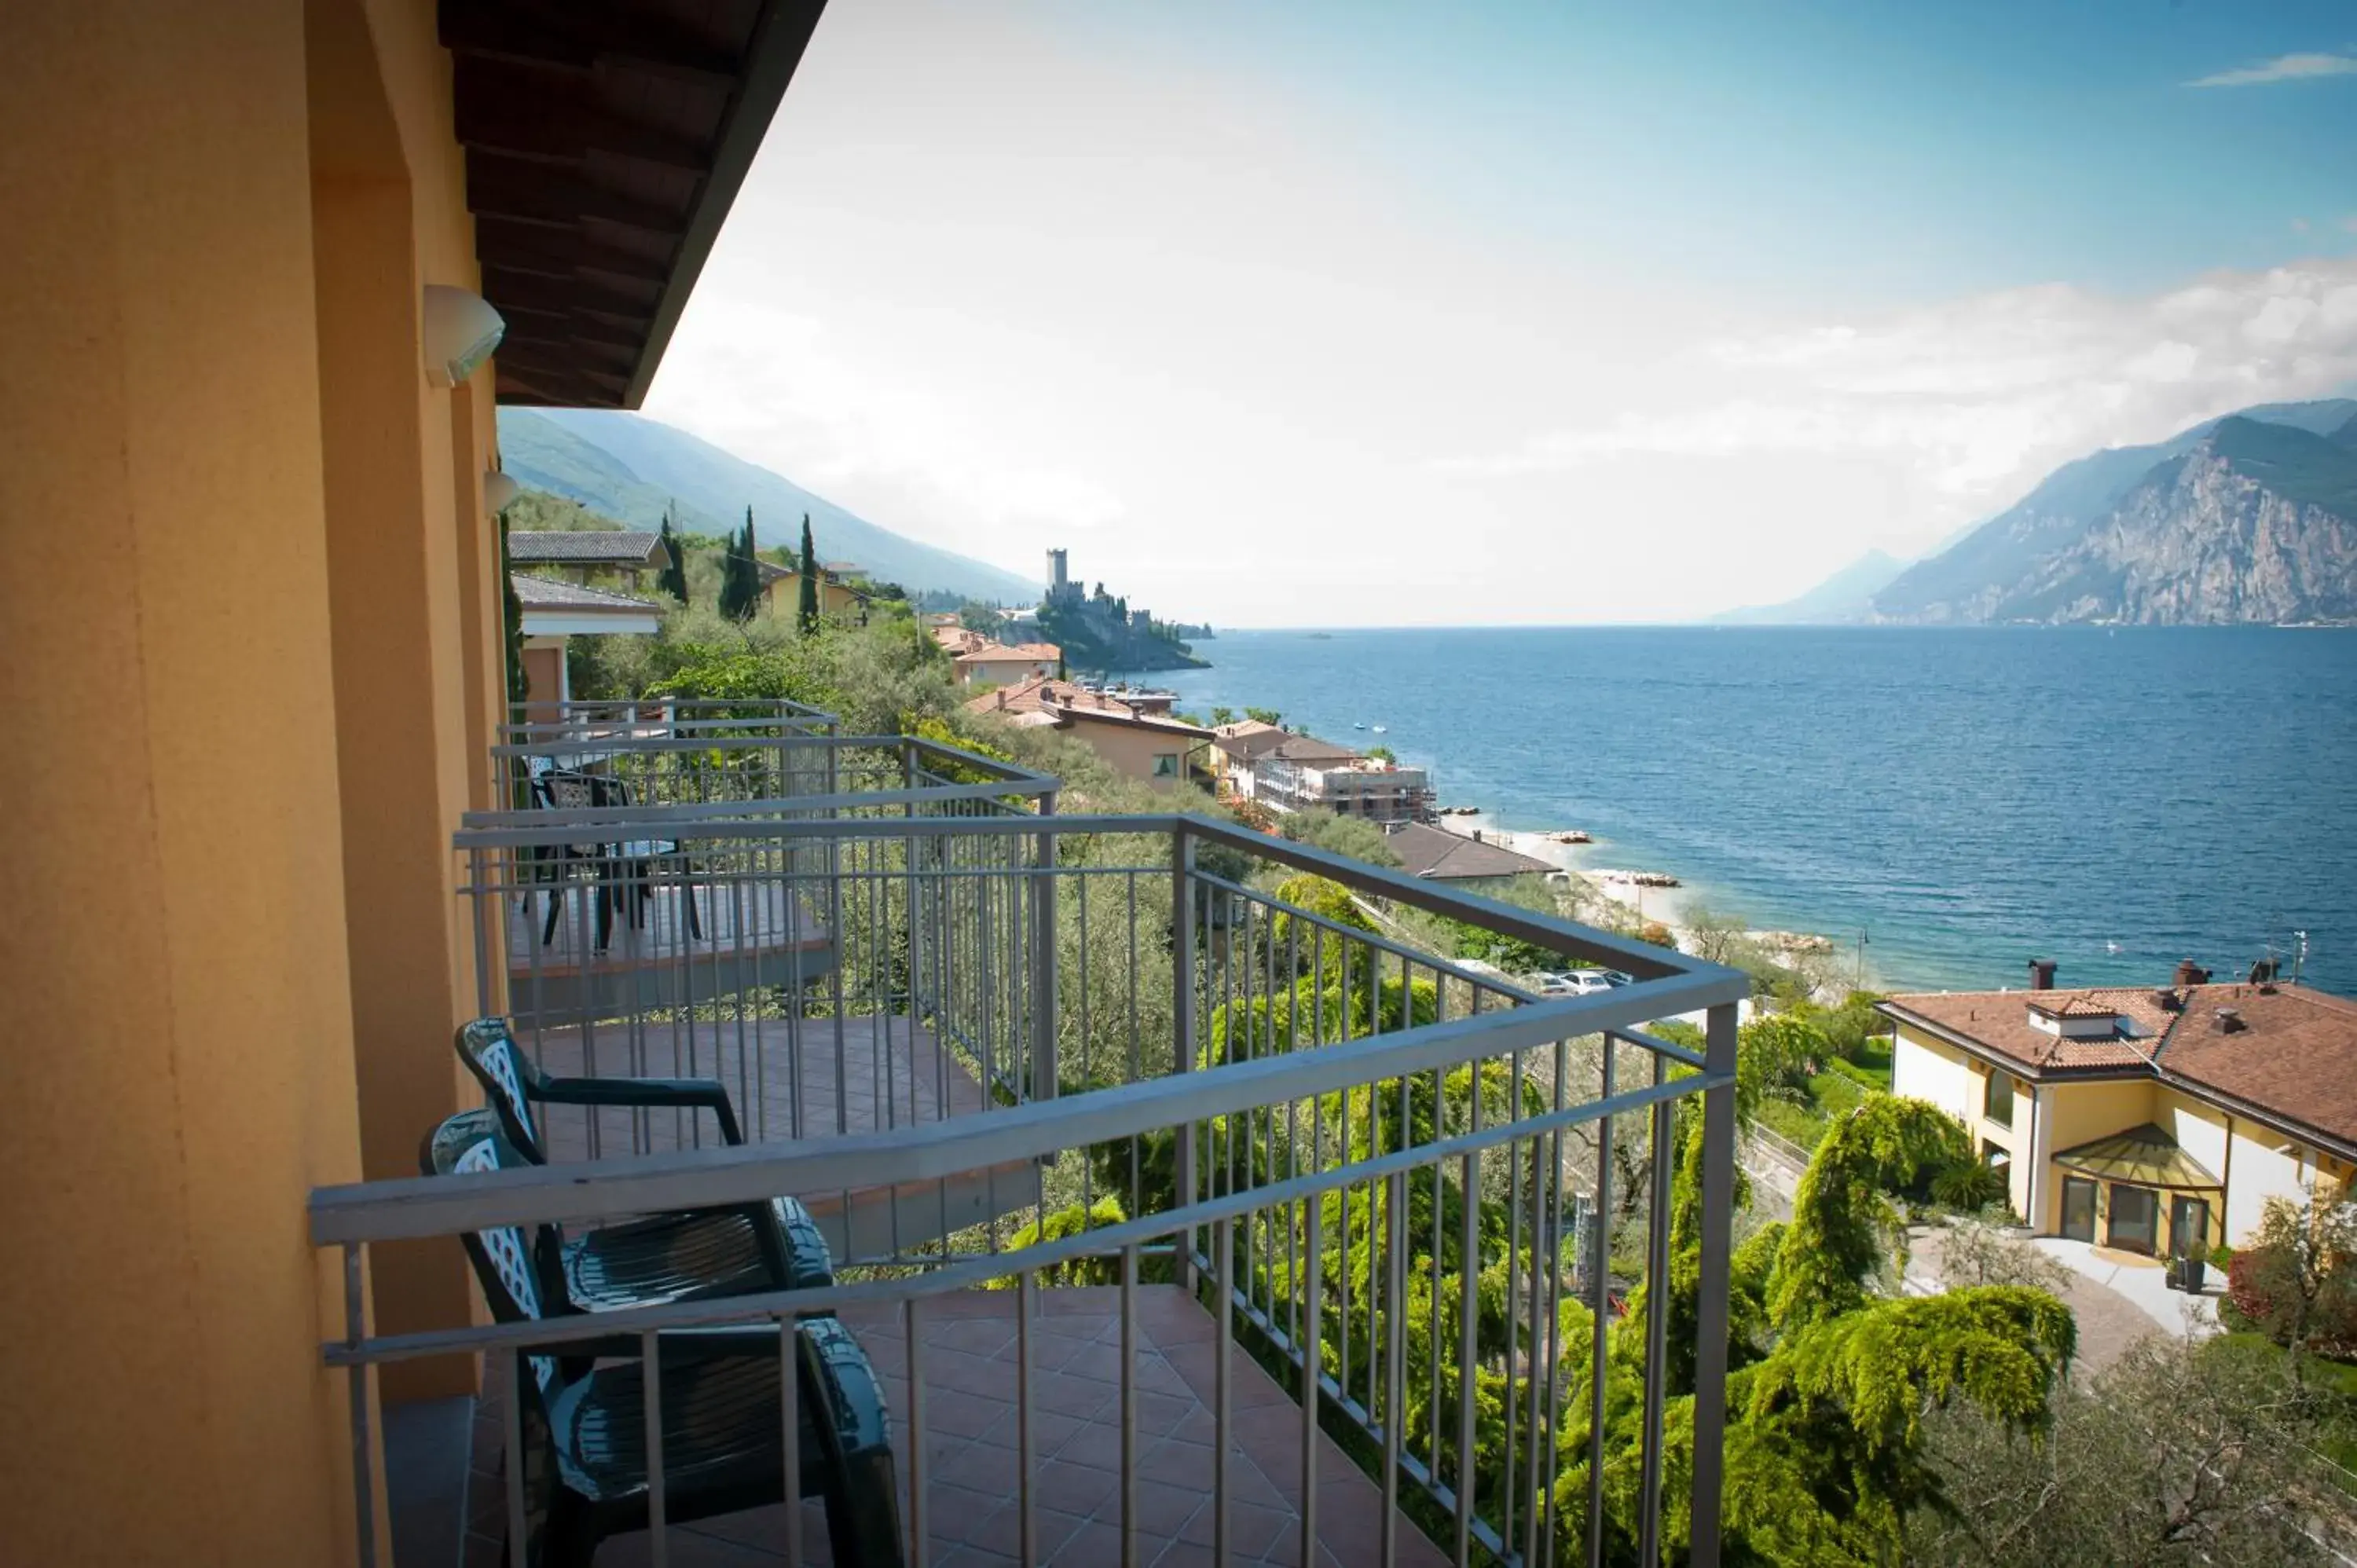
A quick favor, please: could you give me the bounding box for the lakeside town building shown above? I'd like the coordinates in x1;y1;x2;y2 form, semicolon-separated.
930;624;1061;687
1383;821;1556;886
757;557;872;622
1882;962;2357;1258
966;674;1213;787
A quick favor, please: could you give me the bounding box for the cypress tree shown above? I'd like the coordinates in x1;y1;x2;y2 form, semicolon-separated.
656;503;688;604
796;513;820;633
720;506;758;621
500;510;528;703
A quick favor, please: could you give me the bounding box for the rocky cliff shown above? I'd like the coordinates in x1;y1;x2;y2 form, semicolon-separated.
1871;402;2357;626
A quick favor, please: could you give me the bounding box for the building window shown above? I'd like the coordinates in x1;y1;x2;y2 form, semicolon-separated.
1983;1138;2011;1171
1153;753;1178;778
1984;1070;2014;1129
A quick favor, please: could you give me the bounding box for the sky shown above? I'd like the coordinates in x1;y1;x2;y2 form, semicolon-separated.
646;0;2357;625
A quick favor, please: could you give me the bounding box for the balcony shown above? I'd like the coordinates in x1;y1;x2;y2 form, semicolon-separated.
316;759;1747;1566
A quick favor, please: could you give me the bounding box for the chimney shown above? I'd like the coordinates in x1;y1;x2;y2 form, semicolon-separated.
2249;958;2280;987
994;690;1006;709
2173;958;2211;988
2213;1007;2246;1035
2028;958;2057;991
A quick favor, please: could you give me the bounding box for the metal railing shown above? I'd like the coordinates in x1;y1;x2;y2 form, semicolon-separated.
335;808;1745;1565
494;698;841;812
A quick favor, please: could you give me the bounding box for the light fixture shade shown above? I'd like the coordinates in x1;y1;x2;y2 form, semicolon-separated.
423;284;505;387
483;471;521;513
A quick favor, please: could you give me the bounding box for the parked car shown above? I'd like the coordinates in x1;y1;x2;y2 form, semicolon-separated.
1534;969;1630;997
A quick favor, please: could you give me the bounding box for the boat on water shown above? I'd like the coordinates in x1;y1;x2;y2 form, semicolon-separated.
1352;722;1367;730
1372;724;1387;734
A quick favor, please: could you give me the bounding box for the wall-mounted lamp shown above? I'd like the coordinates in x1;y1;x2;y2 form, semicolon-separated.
423;284;505;387
483;471;521;513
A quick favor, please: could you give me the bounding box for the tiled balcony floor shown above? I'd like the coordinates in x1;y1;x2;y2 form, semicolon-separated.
457;1286;1450;1567
525;1016;1044;1262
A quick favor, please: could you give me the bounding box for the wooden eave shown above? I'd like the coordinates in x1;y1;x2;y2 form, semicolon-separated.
442;0;827;409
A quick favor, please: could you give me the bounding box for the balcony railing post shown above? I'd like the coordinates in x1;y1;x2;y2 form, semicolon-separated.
1028;791;1059;1104
902;738;924;1020
1171;821;1197;1291
1688;999;1739;1566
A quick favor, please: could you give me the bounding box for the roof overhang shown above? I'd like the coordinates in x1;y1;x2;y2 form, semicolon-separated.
518;609;664;637
445;1;828;409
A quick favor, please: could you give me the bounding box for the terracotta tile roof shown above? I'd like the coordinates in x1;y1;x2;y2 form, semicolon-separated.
932;626;990;655
951;639;1060;665
965;676;1211;736
1881;986;2172;1071
1883;980;2357;1151
1384;822;1553;881
2157;984;2357;1148
1211;720;1289;760
1263;735;1364;765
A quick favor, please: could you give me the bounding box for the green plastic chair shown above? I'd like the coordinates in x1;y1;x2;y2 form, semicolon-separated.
425;1112;903;1567
455;1018;832;1310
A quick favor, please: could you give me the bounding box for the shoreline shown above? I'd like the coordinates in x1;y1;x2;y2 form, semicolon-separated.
1431;811;1875;994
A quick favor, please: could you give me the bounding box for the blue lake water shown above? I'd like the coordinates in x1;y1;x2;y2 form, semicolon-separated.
1153;627;2357;995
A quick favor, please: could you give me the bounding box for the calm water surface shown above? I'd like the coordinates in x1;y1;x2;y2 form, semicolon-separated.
1153;628;2357;995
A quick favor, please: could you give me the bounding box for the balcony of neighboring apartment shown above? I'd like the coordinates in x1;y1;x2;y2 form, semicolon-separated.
321;714;1747;1568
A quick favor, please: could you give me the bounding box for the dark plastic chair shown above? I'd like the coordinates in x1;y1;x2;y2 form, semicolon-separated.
456;1018;833;1310
532;768;701;946
425;1113;903;1568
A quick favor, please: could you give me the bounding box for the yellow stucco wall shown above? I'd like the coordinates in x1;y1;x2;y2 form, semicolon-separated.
2;0;508;1554
1064;715;1196;789
2;2;372;1559
764;573;868;619
1891;1028;2036;1218
312;0;489;1403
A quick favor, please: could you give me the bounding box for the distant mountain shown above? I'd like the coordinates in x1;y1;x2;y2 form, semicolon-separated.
1712;548;1908;625
1871;397;2357;625
497;408;1039;604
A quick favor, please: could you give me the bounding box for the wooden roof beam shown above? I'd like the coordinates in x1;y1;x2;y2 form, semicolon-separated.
474;222;670;287
452;74;713;174
439;1;742;86
464;156;686;238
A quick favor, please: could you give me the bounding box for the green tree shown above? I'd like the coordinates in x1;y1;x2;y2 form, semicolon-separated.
1245;706;1283;727
2233;1195;2357;1372
1208;705;1236;727
1547;1092;2071;1564
656;504;689;604
1909;1335;2341;1566
498;510;527;705
797;514;820;633
717;507;761;621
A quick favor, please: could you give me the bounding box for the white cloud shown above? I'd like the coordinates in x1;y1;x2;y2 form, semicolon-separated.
2187;52;2357;88
1443;259;2357;559
630;1;2357;625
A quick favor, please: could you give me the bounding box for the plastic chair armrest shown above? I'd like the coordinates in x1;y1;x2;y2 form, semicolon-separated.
533;1075;744;1142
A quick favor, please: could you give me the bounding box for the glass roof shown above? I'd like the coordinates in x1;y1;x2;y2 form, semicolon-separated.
2053;1122;2222;1190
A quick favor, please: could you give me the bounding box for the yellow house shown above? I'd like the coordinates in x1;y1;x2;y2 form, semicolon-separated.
759;559;872;621
968;676;1213;789
0;2;820;1559
1882;970;2357;1258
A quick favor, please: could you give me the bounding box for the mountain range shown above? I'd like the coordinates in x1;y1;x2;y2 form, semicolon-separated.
497;408;1039;604
1721;397;2357;626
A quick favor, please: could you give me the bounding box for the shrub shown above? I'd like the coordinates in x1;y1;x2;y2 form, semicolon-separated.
1930;1160;2008;1212
2226;1200;2357;1360
985;1196;1129;1288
